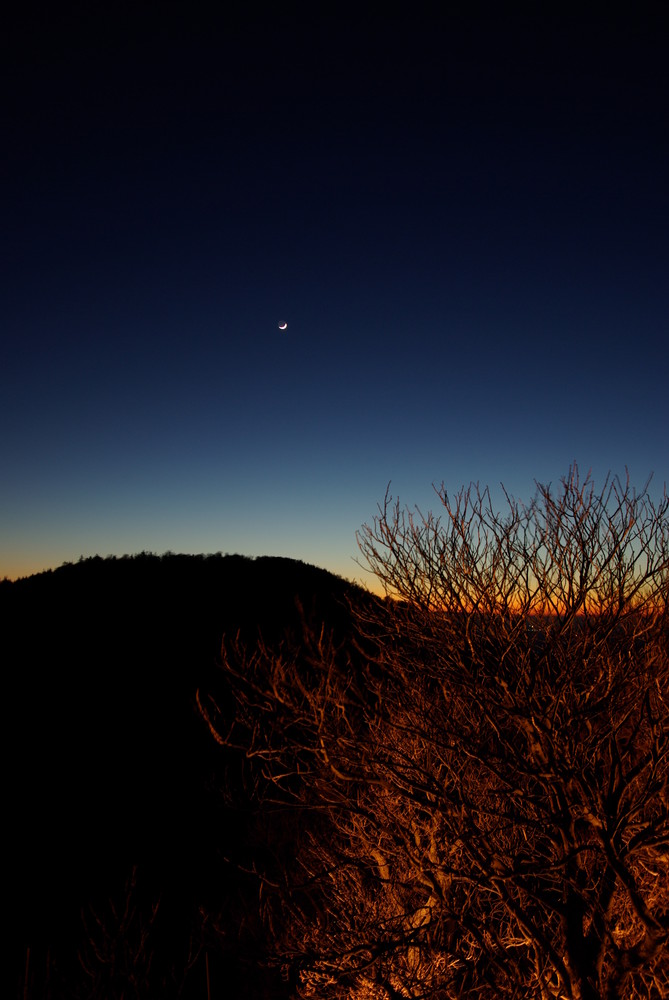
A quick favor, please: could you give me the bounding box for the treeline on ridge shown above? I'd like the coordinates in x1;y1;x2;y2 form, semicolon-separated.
5;552;369;1000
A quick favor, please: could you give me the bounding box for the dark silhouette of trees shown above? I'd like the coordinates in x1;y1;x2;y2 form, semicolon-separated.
6;553;362;1000
201;467;669;999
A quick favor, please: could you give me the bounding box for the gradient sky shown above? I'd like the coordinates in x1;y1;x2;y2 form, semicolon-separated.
3;6;667;584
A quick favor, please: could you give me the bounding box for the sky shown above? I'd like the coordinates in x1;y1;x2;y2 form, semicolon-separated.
2;5;668;585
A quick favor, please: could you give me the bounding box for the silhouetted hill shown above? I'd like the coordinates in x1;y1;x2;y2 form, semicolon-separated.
4;552;369;999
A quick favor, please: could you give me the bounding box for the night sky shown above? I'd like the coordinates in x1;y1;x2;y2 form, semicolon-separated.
3;5;667;584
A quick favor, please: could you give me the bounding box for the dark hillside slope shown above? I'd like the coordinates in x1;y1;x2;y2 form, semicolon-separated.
3;553;367;998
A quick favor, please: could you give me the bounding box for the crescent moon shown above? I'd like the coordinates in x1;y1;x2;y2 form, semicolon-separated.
278;321;288;330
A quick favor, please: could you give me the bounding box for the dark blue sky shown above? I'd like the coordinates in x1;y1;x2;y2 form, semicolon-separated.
3;5;667;583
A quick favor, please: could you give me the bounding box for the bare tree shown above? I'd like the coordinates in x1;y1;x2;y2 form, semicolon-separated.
76;866;203;999
199;466;669;999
